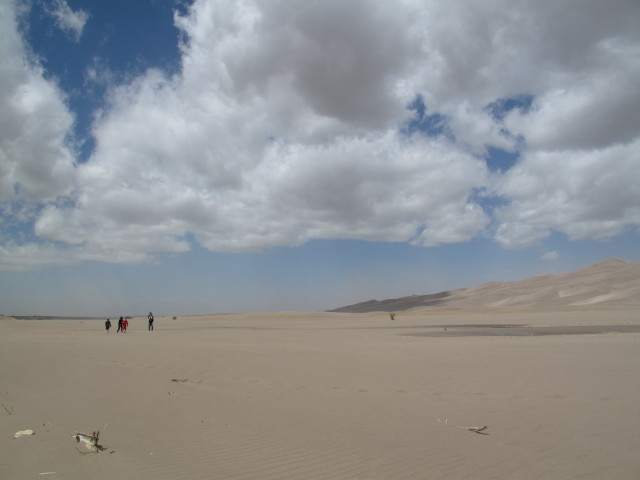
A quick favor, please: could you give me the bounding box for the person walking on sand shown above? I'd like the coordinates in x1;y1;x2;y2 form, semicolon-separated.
117;316;123;333
148;314;154;331
122;317;129;333
105;318;111;333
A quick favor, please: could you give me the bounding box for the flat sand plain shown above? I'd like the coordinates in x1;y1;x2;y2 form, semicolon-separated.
2;308;640;479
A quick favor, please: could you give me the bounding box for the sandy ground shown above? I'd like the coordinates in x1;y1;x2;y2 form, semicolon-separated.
1;308;640;479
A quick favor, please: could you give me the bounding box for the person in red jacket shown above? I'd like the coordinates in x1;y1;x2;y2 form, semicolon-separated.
122;317;129;332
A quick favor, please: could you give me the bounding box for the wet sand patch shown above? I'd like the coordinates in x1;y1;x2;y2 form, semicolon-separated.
407;324;640;337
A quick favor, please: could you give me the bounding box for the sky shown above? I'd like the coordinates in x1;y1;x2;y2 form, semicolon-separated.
1;0;639;316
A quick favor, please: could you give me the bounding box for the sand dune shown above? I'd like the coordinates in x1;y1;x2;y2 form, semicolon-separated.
330;258;640;312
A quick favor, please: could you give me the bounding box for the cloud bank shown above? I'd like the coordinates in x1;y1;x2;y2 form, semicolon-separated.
1;0;639;269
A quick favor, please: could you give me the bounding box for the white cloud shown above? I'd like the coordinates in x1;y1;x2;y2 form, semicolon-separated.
47;0;89;42
494;140;640;248
1;0;640;269
541;251;559;261
0;0;76;205
504;60;640;151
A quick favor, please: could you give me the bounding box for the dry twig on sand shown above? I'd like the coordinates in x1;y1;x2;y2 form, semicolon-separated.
72;430;105;453
459;425;489;434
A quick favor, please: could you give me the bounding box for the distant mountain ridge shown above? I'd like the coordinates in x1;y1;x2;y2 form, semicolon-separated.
328;258;640;313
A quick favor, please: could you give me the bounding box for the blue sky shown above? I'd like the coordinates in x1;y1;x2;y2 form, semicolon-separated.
1;0;639;316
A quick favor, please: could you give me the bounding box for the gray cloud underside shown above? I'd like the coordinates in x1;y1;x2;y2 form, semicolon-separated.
1;0;639;269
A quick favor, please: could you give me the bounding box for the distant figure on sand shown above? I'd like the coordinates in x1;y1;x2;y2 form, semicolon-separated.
117;316;123;333
105;318;111;333
122;317;129;332
148;315;154;331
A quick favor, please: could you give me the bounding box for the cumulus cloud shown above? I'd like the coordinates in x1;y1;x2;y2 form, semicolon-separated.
1;0;639;269
46;0;89;42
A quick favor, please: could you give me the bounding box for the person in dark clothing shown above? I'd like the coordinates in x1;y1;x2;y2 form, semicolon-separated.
105;318;111;333
117;316;123;333
148;315;154;331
